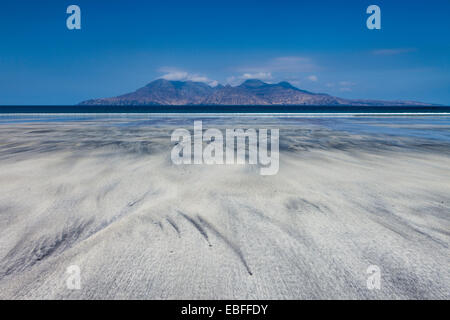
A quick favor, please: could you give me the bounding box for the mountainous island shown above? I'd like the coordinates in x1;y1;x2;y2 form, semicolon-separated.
79;79;432;106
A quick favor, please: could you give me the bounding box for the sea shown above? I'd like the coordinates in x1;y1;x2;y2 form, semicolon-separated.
0;105;449;114
1;105;450;144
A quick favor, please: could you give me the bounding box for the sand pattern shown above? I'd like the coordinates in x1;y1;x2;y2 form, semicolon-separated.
0;115;449;299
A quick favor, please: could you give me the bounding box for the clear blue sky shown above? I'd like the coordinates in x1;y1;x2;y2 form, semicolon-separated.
0;0;449;105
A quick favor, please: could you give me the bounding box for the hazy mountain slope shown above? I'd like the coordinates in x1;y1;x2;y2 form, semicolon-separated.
79;79;433;106
80;79;214;106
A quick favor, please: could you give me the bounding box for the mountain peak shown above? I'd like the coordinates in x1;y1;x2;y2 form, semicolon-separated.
277;81;296;89
239;79;268;88
146;78;171;87
146;78;214;89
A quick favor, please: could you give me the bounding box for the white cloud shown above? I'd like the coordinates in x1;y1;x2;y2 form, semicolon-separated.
226;72;273;85
226;76;239;85
161;71;189;81
228;56;318;86
240;72;273;80
158;67;218;86
188;75;210;83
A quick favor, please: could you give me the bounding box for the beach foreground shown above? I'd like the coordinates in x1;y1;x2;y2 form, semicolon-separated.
0;115;449;299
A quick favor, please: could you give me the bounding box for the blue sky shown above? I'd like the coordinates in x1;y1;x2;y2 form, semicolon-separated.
0;0;449;105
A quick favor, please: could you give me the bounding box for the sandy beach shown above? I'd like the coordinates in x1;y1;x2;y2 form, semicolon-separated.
0;115;449;299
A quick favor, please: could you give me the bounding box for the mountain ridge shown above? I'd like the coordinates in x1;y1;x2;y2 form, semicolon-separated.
79;79;434;106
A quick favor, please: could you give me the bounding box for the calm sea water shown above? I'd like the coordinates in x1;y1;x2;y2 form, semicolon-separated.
1;110;449;143
0;105;449;114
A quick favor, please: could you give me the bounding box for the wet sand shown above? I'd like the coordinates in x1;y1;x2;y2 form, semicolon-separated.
0;115;449;299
